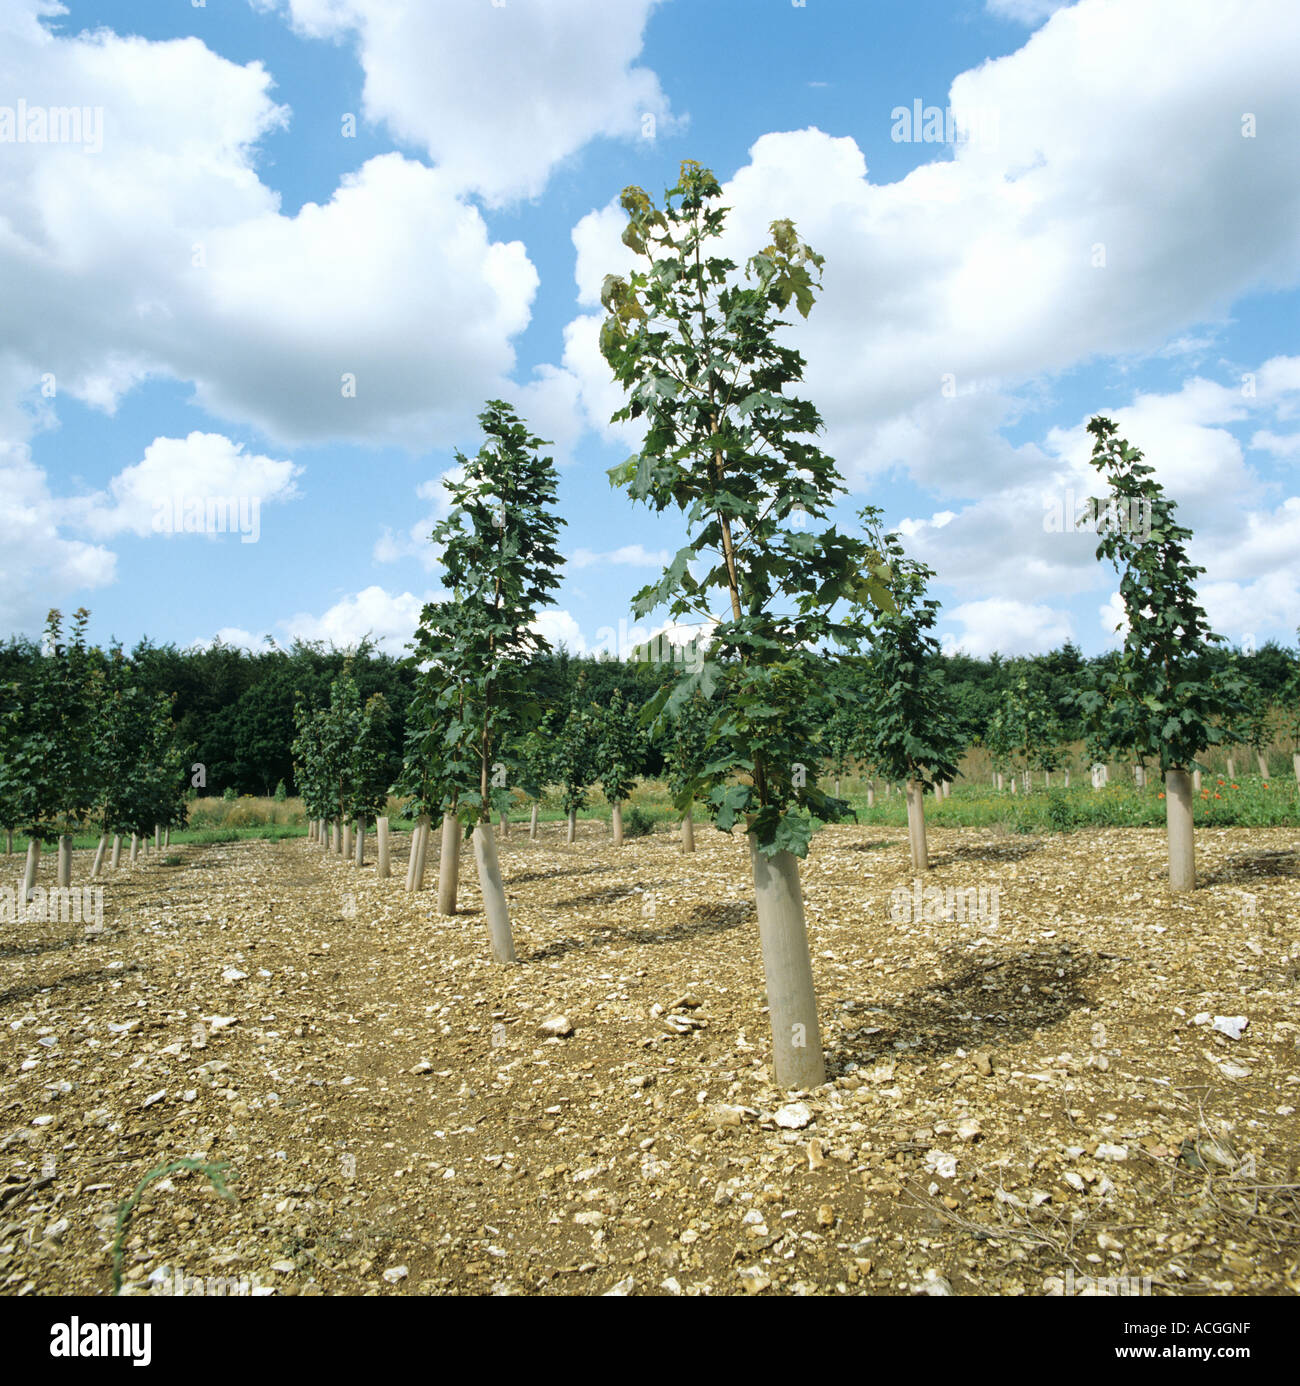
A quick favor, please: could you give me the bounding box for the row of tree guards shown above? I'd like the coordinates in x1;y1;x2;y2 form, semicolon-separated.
9;823;172;897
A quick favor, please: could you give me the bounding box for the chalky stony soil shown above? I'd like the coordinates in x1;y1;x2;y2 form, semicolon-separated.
2;820;1298;1297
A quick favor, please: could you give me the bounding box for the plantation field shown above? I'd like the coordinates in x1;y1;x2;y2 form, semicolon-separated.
2;819;1298;1297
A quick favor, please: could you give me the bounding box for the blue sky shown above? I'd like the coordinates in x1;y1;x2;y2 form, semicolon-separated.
3;0;1298;660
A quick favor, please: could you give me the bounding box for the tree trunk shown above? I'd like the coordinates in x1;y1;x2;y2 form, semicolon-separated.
1134;764;1145;789
1064;768;1070;788
330;821;339;853
437;813;459;916
529;803;539;840
1044;771;1051;789
1010;776;1017;795
906;780;929;872
130;833;138;863
376;817;390;878
1165;768;1195;893
164;827;171;847
996;773;1004;791
22;838;39;901
353;818;365;866
91;834;108;879
1227;754;1237;780
4;830;10;855
154;825;161;851
866;783;875;808
1193;767;1202;794
473;823;515;963
1257;751;1269;779
747;834;825;1091
111;835;122;869
681;808;695;853
57;834;72;888
500;808;510;838
834;776;841;798
566;809;576;844
1293;752;1300;787
342;821;352;860
612;801;624;848
308;820;316;843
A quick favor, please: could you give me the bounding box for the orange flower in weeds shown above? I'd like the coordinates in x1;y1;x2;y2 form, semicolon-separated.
1214;793;1222;799
1158;792;1166;799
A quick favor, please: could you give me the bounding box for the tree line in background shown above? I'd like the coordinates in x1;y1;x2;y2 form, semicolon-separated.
1;627;1294;804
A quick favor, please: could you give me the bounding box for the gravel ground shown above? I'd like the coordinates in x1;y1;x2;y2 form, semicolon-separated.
2;820;1298;1297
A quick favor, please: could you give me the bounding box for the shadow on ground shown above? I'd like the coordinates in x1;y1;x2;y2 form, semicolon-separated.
0;963;140;1008
829;944;1109;1069
528;900;750;962
1201;850;1300;886
941;839;1046;864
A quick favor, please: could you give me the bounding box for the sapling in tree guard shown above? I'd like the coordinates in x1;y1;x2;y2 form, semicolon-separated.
291;702;335;856
660;685;713;852
600;163;895;1090
394;698;453;896
550;697;600;846
102;660;188;866
820;691;861;804
1076;418;1240;891
1235;675;1276;780
511;728;552;840
857;518;962;874
988;673;1057;797
594;690;643;847
292;662;388;868
413;401;566;962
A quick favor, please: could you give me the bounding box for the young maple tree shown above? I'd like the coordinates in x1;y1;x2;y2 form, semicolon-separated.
394;689;459;895
549;696;600;845
292;660;389;863
1233;673;1276;779
95;652;187;858
411;400;565;961
509;726;552;839
659;684;713;851
1074;417;1242;890
988;672;1058;792
593;689;644;847
599;161;892;1089
856;516;963;873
